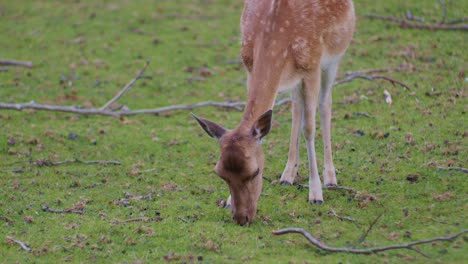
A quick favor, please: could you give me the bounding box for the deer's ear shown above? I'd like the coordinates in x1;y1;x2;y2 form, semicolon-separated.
191;113;227;139
251;110;272;140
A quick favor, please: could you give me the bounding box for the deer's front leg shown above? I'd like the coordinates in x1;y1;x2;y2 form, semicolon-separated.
302;71;323;204
280;84;304;185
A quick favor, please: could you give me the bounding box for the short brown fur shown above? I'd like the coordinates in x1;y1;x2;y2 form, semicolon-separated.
194;0;355;225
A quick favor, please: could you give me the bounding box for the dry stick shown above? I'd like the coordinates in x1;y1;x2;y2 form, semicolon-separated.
6;236;31;251
354;213;383;246
437;166;468;173
0;66;408;115
272;228;468;254
124;190;155;200
1;158;120;172
0;59;33;67
111;216;152;224
49;159;121;166
336;73;411;90
446;17;468;25
100;61;149;110
366;14;468;31
327;209;356;222
41;204;85;214
437;0;447;24
133;168;157;174
1;215;14;223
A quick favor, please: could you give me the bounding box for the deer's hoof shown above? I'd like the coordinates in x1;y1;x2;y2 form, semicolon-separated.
279;181;292;186
325;183;337;188
310;199;323;205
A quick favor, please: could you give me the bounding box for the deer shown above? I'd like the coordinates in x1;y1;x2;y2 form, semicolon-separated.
193;0;355;225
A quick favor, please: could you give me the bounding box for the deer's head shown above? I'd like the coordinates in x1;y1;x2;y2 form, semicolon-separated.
192;110;272;225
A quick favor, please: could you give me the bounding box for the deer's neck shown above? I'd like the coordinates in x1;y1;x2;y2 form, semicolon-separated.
240;53;287;128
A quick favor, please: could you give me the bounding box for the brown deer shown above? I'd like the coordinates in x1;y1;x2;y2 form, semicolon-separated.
193;0;355;225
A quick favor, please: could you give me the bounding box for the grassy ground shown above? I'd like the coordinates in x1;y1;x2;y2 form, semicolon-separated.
0;0;466;263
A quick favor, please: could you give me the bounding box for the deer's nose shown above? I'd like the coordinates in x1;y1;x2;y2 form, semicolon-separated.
233;214;249;226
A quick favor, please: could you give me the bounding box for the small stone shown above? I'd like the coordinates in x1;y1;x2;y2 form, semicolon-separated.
7;137;15;145
406;173;419;183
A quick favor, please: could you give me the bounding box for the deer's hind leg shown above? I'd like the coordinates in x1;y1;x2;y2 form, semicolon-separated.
319;58;340;187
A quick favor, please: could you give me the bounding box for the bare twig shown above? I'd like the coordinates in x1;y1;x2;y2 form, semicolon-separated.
272;228;468;254
437;166;468;173
1;215;14;223
336;72;410;90
0;59;33;67
437;0;447;24
41;204;85;214
100;61;149;110
49;159;121;166
327;209;356;222
124;190;155;200
132;168;157;174
366;14;468;31
446;17;468;25
343;64;410;75
6;236;31;251
1;158;120;173
178;216;189;223
354;213;383;246
353;112;374;118
110;216;154;224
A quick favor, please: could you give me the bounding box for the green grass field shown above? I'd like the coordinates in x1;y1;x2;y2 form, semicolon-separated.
0;0;466;263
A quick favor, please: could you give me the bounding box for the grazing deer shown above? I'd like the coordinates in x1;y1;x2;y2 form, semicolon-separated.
193;0;355;225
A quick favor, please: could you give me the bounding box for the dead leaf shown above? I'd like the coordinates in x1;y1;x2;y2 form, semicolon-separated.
433;192;453;201
387;231;399;240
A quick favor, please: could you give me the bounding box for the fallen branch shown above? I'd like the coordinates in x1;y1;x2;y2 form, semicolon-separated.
0;65;408;115
0;100;246;116
437;166;468;173
6;236;31;251
272;227;467;254
0;59;33;67
41;204;85;214
366;14;468;31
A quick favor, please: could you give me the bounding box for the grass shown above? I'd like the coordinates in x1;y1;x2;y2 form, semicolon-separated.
0;0;466;263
